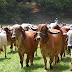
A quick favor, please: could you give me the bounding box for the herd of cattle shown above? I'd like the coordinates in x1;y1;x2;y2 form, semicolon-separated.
0;22;72;70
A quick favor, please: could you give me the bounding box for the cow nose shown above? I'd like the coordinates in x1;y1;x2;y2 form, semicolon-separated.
37;37;40;41
12;37;15;39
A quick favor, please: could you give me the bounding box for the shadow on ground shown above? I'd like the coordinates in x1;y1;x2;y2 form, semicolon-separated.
7;51;17;54
33;56;42;60
0;57;11;62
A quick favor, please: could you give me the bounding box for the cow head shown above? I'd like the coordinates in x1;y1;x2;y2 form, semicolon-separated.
54;25;61;30
33;24;60;43
12;25;26;40
2;26;13;40
34;24;49;43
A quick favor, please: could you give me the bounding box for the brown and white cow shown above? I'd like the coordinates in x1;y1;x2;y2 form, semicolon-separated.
11;25;38;68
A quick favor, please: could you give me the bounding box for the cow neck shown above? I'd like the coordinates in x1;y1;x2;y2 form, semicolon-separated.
17;34;22;45
7;32;11;41
41;32;49;43
21;30;26;40
17;31;26;42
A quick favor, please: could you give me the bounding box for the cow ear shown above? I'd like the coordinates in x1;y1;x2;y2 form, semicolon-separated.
20;26;26;39
4;27;9;32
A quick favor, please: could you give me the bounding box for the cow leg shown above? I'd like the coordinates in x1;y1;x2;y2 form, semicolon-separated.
35;50;37;56
60;54;62;60
43;55;47;70
15;46;17;51
10;44;13;52
14;42;17;51
4;45;6;58
57;56;59;63
26;54;29;67
55;55;58;67
68;48;70;53
63;45;67;57
63;51;65;57
30;53;34;66
49;56;54;69
60;49;64;60
18;52;24;68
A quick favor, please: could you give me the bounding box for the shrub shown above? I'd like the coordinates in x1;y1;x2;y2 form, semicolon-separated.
39;0;72;17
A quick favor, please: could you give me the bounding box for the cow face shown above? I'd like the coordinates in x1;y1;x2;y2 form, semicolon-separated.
12;25;25;40
34;24;48;42
2;26;13;40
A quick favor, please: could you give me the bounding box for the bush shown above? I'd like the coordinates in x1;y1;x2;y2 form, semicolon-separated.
0;0;19;24
39;0;72;17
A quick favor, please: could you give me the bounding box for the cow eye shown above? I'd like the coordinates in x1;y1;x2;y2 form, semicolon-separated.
34;33;37;38
11;34;12;36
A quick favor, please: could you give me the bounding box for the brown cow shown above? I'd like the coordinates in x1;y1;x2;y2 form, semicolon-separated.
11;25;38;68
54;25;69;58
2;26;16;52
34;24;62;70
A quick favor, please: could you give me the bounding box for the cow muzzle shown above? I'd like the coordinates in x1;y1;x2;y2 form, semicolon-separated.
12;36;16;40
34;37;41;42
37;37;40;41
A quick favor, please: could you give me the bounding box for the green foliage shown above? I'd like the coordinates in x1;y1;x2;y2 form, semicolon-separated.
0;0;18;23
0;0;34;24
0;0;7;22
39;0;72;16
0;0;72;24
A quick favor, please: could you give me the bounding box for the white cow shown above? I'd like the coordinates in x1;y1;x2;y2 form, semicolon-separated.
0;28;7;57
21;23;32;31
21;23;37;31
49;22;58;29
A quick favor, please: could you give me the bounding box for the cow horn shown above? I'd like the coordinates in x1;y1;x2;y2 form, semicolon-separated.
63;33;67;36
31;27;38;31
48;29;60;34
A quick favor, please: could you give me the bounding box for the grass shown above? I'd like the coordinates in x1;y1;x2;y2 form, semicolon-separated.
0;45;71;72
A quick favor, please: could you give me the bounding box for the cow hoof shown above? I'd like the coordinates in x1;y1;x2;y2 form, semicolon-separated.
21;66;23;69
15;48;17;51
44;69;47;72
50;65;53;69
70;69;72;71
45;68;47;70
21;65;23;68
26;64;29;67
57;57;59;63
5;56;6;58
31;63;33;66
11;51;13;53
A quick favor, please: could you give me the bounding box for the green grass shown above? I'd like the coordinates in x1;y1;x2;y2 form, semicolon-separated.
0;45;71;72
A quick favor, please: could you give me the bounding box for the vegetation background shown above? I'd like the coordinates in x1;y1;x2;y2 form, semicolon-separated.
0;0;72;25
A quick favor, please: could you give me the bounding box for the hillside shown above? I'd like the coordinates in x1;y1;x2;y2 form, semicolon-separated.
0;1;72;25
16;2;72;25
